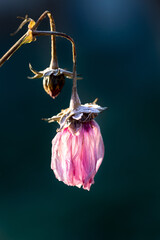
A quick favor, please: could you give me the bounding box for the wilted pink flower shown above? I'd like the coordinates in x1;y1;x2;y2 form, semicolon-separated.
45;100;107;190
51;120;104;190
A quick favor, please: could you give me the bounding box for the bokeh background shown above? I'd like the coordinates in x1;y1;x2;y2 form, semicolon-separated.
0;0;160;239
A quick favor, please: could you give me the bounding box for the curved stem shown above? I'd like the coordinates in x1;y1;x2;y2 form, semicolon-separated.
33;30;81;108
31;11;58;69
31;11;50;30
47;13;58;69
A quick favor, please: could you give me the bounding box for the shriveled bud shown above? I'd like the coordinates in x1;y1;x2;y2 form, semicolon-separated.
29;64;79;99
43;73;65;98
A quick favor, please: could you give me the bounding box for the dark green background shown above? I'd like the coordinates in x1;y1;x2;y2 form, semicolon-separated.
0;0;160;239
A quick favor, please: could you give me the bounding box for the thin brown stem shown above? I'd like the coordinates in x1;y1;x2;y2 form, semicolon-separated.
30;11;50;30
0;33;28;67
30;11;58;69
33;30;76;64
47;12;58;69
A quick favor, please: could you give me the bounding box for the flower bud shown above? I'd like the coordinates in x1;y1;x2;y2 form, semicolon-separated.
28;64;77;99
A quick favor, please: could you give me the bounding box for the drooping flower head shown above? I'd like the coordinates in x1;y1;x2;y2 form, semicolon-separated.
28;63;75;98
45;100;107;190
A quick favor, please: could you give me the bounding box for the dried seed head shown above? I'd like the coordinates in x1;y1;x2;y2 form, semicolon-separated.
28;64;81;99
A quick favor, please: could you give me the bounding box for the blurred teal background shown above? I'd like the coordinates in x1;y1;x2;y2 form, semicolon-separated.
0;0;160;239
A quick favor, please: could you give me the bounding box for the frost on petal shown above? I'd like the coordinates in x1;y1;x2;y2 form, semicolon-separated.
51;120;104;190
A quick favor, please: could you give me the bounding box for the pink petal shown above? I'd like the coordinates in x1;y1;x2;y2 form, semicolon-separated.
51;120;104;190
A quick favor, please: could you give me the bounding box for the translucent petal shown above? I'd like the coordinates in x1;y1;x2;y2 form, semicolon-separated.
51;120;104;190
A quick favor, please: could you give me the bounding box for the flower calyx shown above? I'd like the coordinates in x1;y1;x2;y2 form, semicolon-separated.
43;98;107;133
